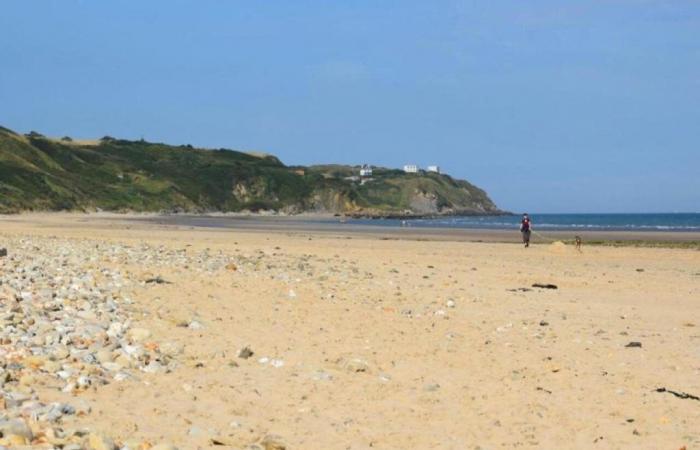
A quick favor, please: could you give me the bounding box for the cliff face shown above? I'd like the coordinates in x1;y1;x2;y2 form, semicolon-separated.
0;126;503;216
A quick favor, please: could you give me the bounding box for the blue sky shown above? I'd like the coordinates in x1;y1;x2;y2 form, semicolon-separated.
1;0;698;213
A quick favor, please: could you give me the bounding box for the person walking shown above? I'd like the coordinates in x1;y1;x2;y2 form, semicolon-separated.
520;213;532;247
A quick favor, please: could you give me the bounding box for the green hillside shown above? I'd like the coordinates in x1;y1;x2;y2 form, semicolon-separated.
0;126;503;216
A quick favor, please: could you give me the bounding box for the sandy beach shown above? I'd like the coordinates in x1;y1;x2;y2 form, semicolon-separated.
0;213;698;449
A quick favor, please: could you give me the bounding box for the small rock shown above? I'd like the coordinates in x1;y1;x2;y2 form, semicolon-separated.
1;434;28;445
446;299;456;308
188;426;205;437
145;276;170;284
0;419;33;441
238;346;254;359
344;358;369;373
127;328;152;343
260;434;287;450
86;433;116;450
270;358;284;368
539;320;549;327
160;341;185;357
188;320;203;330
312;371;333;381
625;341;642;348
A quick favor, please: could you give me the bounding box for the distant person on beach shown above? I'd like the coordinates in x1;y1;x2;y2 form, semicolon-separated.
520;213;532;247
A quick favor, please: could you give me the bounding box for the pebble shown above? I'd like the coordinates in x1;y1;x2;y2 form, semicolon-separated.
127;327;152;343
270;358;285;368
188;320;204;330
238;346;255;359
259;434;287;450
87;432;116;450
0;419;33;441
0;235;320;447
344;358;370;373
0;237;231;446
312;371;333;381
151;445;179;450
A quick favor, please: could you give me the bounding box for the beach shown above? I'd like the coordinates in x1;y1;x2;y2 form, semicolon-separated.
0;213;698;449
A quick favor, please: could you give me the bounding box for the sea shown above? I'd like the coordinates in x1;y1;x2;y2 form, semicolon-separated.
343;213;700;232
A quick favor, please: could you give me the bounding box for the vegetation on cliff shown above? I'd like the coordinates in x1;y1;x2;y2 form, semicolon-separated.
0;126;502;216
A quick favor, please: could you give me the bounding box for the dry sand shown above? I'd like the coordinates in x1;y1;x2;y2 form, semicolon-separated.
1;213;699;449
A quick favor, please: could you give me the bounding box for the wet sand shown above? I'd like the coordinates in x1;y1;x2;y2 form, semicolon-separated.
0;213;699;449
128;214;700;244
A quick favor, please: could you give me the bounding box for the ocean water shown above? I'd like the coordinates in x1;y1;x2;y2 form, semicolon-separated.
344;213;700;232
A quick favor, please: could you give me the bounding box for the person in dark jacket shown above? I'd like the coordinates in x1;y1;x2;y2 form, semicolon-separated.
520;213;532;247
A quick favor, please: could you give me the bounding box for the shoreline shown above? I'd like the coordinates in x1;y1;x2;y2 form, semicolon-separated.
2;212;699;246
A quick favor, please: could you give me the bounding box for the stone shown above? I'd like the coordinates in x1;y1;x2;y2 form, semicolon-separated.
160;341;185;357
238;346;254;359
0;419;33;440
95;349;114;364
344;358;369;373
188;426;205;437
87;432;116;450
42;360;62;373
52;346;71;360
270;358;284;368
260;434;287;450
128;328;152;343
312;371;333;381
1;434;28;445
19;373;37;386
188;321;203;330
151;444;179;450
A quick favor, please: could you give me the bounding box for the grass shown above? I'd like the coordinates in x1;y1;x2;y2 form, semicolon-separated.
0;125;503;215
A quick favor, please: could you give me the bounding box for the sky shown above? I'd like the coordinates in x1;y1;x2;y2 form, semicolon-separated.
1;0;698;213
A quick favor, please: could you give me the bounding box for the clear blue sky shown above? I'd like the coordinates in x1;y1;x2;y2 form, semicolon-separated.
1;1;698;213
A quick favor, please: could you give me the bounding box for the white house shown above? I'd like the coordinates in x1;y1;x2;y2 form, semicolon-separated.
403;164;418;173
427;165;440;174
359;164;373;177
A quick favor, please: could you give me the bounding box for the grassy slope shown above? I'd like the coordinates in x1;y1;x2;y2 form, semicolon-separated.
0;126;502;215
